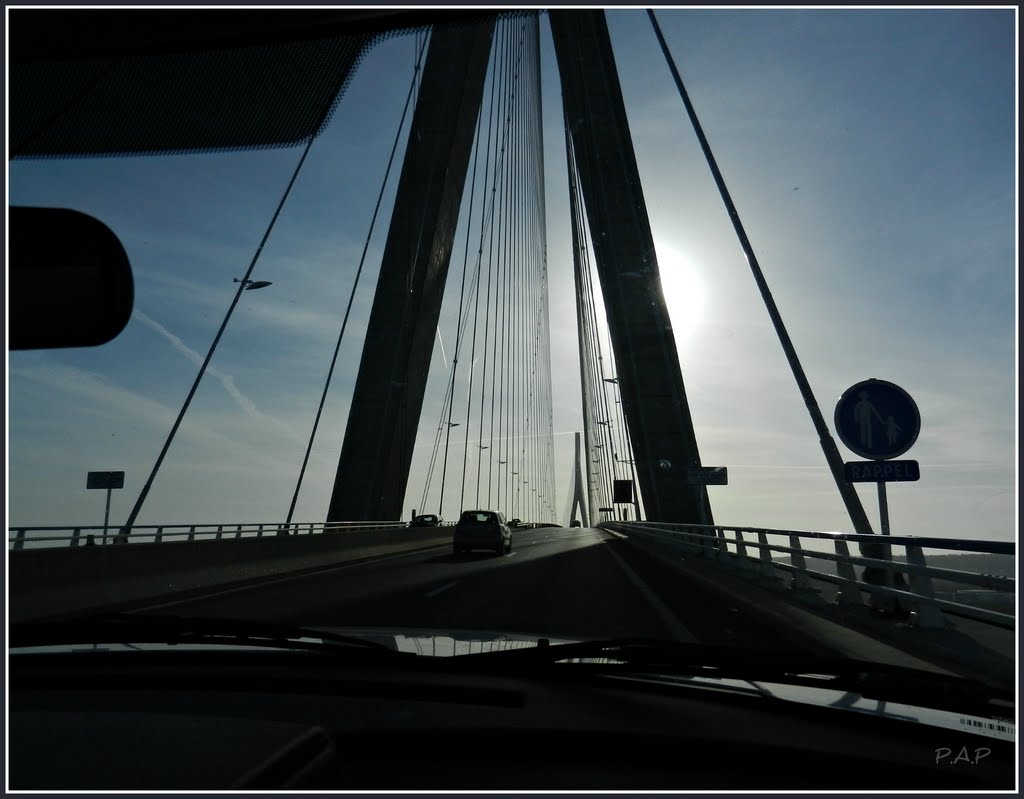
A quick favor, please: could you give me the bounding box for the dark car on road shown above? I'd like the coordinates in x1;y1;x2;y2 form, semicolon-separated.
453;510;511;556
410;514;441;527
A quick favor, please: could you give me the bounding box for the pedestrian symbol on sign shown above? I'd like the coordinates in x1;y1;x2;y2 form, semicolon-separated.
853;391;884;448
835;379;920;461
885;416;902;447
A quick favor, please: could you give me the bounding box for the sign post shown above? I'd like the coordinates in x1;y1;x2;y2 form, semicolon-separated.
835;379;921;613
686;467;727;539
87;471;125;544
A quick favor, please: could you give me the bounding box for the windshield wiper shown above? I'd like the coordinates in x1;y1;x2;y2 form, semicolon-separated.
10;612;415;659
449;637;1011;715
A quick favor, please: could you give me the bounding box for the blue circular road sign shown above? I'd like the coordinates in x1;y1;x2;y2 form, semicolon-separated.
835;378;920;460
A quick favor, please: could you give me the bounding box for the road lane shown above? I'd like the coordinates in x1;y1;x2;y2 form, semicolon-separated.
130;526;829;653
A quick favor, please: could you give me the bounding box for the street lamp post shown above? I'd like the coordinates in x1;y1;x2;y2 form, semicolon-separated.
116;277;273;540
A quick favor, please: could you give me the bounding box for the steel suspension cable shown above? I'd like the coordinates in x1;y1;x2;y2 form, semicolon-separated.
474;21;514;508
603;321;635;505
607;327;642;518
507;17;532;518
646;9;874;536
285;32;429;525
433;32;495;520
565;127;593;519
509;18;530;516
535;20;554;519
577;153;600;513
586;233;617;507
570;141;612;514
502;18;529;516
485;26;518;508
493;30;517;514
443;15;523;514
123;42;360;535
461;17;508;512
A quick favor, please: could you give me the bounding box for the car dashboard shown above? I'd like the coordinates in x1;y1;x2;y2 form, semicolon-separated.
8;649;1015;791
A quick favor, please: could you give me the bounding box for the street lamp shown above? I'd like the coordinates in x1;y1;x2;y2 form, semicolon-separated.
234;278;273;290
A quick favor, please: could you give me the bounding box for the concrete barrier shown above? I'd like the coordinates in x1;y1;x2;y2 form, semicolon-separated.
9;526;452;623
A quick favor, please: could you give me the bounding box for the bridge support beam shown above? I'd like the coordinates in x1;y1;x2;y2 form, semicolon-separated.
550;10;708;524
327;17;495;522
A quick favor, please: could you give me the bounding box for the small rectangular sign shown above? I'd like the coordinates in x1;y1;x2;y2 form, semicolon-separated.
612;479;634;503
687;467;728;485
87;471;125;489
844;460;919;483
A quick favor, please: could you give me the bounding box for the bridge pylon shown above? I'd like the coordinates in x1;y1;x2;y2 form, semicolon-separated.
326;18;496;522
551;10;710;525
568;432;589;527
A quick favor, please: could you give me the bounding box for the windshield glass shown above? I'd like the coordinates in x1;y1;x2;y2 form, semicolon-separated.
7;6;1015;702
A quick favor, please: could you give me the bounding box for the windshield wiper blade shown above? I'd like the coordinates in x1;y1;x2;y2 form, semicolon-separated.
450;637;1010;712
10;612;414;658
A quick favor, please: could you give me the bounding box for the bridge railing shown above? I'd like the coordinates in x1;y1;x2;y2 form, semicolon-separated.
601;521;1015;631
8;520;414;549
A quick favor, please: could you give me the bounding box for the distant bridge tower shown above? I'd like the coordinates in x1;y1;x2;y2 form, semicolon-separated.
568;432;589;527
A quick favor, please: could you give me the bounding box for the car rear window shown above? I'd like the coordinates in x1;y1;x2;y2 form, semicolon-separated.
461;512;496;525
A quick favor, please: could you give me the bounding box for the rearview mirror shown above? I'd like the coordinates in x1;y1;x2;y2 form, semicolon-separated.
9;206;134;350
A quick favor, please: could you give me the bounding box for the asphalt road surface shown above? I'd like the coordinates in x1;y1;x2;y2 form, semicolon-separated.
131;526;838;653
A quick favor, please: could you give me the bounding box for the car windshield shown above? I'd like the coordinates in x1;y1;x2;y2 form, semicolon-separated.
7;4;1015;710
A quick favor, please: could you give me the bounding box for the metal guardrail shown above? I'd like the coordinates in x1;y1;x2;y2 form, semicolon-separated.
601;521;1015;631
8;520;417;549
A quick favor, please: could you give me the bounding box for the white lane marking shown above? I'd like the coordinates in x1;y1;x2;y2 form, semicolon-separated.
425;580;460;598
130;544;452;613
604;530;628;539
602;544;697;643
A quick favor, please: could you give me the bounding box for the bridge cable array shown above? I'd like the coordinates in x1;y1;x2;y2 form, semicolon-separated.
417;13;555;524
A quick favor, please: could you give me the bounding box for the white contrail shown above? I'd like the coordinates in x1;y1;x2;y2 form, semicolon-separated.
436;326;448;369
133;309;258;418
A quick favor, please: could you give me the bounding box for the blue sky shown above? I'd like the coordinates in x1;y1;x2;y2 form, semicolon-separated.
7;8;1016;544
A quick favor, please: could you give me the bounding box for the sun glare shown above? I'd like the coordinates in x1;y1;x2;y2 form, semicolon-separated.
655;245;706;344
